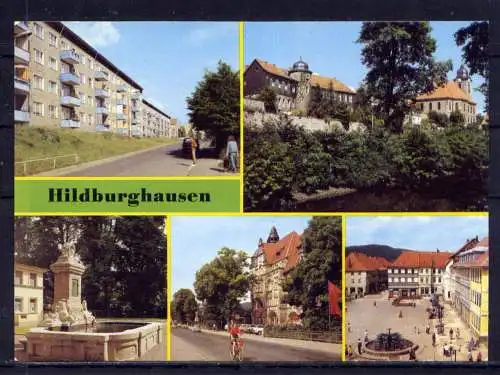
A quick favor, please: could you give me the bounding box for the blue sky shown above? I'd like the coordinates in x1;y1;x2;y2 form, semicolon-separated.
65;22;239;123
347;216;488;252
171;216;311;295
245;21;487;113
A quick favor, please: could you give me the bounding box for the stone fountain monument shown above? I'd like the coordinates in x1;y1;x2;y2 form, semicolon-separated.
39;241;96;328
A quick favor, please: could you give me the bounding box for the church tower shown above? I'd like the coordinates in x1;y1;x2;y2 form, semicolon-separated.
454;64;472;96
267;226;280;243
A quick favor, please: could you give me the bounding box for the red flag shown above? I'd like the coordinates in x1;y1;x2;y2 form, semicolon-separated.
328;281;341;316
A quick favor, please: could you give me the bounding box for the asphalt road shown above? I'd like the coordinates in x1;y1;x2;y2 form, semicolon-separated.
172;328;339;362
60;141;226;177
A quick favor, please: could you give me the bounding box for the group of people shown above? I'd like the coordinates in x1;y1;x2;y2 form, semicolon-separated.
189;135;239;173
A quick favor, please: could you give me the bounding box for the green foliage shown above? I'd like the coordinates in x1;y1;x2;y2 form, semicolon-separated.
455;21;489;111
186;61;239;151
283;217;342;330
178;127;186;138
428;111;449;127
258;86;277;113
449;110;466;126
358;22;452;133
194;248;252;327
172;289;198;324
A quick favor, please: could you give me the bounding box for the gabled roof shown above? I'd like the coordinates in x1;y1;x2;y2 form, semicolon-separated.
416;80;475;104
247;59;356;94
15;262;47;273
257;231;302;273
391;251;452;269
346;252;390;272
452;236;489;269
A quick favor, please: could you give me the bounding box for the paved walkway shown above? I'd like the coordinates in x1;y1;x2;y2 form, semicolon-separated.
347;291;487;362
200;328;341;355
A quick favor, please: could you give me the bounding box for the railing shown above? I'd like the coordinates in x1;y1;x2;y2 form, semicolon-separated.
16;154;79;176
264;326;342;344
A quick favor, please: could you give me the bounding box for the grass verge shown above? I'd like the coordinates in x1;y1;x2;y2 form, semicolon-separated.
15;126;178;176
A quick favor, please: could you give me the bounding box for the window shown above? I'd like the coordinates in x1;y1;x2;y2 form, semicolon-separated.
34;49;44;65
90;60;94;70
33;75;44;90
80;73;86;84
48;104;58;119
15;271;22;285
88;96;93;106
15;298;22;313
60;39;67;50
82;56;86;65
34;23;44;39
429;102;433;111
29;273;37;287
49;56;58;71
80;92;85;104
438;102;441;110
49;32;57;47
32;102;44;117
29;298;37;314
89;78;93;88
48;80;57;94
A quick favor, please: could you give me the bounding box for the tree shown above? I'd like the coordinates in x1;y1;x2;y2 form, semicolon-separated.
358;22;452;133
186;61;239;151
307;85;325;118
172;289;198;324
449;110;466;126
455;22;488;111
334;102;350;130
194;248;251;327
283;217;342;330
428;111;449;128
258;86;277;113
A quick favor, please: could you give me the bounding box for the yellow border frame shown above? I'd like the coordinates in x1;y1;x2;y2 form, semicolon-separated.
166;215;172;360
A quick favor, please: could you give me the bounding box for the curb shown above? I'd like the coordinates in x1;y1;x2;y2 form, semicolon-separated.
33;143;175;177
199;329;340;355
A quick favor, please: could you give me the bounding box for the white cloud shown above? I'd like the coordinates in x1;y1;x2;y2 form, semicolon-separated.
185;23;237;46
64;22;120;48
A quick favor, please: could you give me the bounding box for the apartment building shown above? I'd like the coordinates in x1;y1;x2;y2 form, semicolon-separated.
387;251;452;297
14;262;46;327
346;252;390;298
13;21;171;137
141;99;171;137
250;227;302;325
449;236;489;341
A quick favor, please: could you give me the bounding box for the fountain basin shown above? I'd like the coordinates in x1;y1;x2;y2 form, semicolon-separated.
364;339;418;358
25;320;165;361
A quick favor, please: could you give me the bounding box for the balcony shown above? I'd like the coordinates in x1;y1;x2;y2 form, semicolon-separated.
14;21;30;35
116;113;126;121
131;92;141;100
96;124;111;132
14;110;30;123
116;99;126;105
131;104;140;112
96;106;109;115
94;71;109;81
14;46;30;65
60;50;80;64
95;88;109;98
61;119;80;128
60;72;80;86
14;77;30;95
131;118;139;125
61;96;81;107
116;84;126;92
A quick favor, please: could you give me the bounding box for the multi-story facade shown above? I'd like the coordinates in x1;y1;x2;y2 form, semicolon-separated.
345;252;390;298
141;99;171;137
244;58;356;113
450;236;488;341
388;251;452;297
13;21;172;137
250;227;302;325
14;263;46;327
415;65;477;125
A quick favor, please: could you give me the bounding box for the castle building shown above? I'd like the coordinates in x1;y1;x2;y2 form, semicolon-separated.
14;262;46;327
387;251;452;297
250;227;302;325
345;252;390;298
13;21;172;137
244;58;356;113
415;65;477;125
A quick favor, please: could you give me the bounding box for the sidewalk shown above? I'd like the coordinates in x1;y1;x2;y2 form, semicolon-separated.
200;329;341;355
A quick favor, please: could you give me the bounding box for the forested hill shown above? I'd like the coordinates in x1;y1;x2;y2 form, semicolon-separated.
346;244;411;262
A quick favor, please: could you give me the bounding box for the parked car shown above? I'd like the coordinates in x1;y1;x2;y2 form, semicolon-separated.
251;325;264;335
190;325;201;332
240;324;253;333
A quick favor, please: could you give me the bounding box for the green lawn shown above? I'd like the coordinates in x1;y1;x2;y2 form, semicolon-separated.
15;126;178;176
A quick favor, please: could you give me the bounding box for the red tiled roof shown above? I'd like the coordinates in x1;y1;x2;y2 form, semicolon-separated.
452;236;489;269
259;231;302;273
416;80;475;104
346;252;390;272
391;251;452;269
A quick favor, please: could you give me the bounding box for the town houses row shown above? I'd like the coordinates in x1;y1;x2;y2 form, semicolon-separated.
244;58;480;126
346;237;489;343
13;21;177;138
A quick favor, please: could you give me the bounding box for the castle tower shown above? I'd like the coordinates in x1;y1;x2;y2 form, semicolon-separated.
454;64;472;96
289;58;313;112
267;226;280;243
289;57;312;82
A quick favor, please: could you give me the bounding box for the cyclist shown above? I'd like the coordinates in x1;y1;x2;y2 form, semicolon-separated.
228;320;242;357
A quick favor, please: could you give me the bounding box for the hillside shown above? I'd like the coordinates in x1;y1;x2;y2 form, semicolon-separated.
346;244;411;262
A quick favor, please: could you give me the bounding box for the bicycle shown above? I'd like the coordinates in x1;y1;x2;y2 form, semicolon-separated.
230;338;244;361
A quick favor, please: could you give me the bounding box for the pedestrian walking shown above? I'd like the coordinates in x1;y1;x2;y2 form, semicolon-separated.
477;351;483;362
426;323;430;334
348;345;354;359
432;332;436;347
190;135;198;166
373;300;377;307
456;328;460;339
449;328;454;341
364;329;368;343
357;338;362;355
225;135;239;173
347;322;351;333
467;350;473;362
